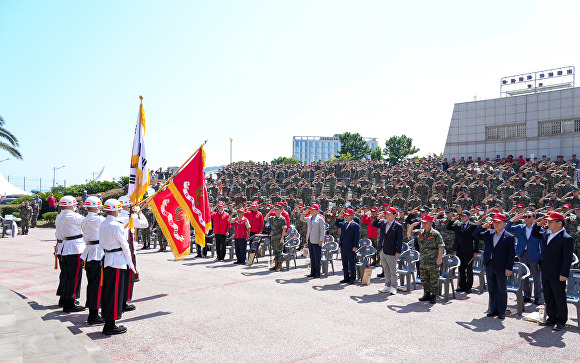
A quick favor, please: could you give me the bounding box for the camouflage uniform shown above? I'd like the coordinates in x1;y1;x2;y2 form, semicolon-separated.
30;202;39;228
18;204;32;235
269;215;287;264
435;218;455;253
411;228;444;295
566;214;580;257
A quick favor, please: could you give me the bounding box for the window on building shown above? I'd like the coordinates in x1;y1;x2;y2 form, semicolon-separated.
485;123;526;140
539;119;580;136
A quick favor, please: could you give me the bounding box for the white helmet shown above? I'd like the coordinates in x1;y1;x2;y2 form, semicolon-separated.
118;195;131;207
103;199;122;211
84;196;102;208
59;195;77;207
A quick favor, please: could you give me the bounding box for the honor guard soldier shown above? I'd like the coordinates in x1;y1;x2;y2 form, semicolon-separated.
99;199;137;335
54;195;86;312
80;196;105;325
117;195;149;312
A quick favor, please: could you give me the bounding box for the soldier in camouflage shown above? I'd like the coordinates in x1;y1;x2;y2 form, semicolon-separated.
30;199;40;228
19;201;33;235
407;215;444;304
268;205;287;271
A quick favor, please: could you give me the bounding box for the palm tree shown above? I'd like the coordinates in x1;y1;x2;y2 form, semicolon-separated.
0;116;22;160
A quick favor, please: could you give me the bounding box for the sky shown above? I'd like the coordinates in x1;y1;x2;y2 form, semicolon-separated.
0;0;579;191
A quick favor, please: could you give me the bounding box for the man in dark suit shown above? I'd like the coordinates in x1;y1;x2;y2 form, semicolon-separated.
506;212;542;305
373;207;403;294
335;208;360;284
473;213;515;320
446;210;479;293
532;212;574;331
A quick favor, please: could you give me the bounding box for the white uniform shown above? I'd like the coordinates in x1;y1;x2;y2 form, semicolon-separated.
80;212;105;262
117;210;149;248
99;215;134;271
55;209;85;256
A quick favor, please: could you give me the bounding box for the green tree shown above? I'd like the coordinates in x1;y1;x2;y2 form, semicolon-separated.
271;156;300;164
0;116;22;159
370;146;383;160
327;153;355;162
383;135;420;166
337;132;371;160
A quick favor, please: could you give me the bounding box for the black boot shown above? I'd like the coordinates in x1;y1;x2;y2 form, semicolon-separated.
102;321;127;335
418;292;431;301
429;295;436;304
87;309;105;325
63;300;86;313
123;303;136;311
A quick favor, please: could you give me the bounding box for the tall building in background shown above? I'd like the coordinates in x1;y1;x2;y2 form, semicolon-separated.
443;66;580;161
292;135;378;164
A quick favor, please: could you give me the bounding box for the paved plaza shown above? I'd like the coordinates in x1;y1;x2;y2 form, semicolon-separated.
1;227;580;362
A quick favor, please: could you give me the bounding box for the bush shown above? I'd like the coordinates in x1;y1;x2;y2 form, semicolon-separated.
43;212;58;226
12;212;19;218
1;205;17;217
51;180;121;197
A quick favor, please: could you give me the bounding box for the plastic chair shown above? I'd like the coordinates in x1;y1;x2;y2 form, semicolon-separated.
566;269;580;328
572;253;579;268
2;215;17;238
400;242;409;252
355;245;376;282
472;253;486;294
321;241;339;276
226;236;236;260
360;238;372;247
205;233;215;258
438;254;461;301
247;235;262;264
506;262;531;315
324;235;335;243
396;250;420;292
282;238;301;270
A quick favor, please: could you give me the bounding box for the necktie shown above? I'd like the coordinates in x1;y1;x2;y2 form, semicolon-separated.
461;223;466;233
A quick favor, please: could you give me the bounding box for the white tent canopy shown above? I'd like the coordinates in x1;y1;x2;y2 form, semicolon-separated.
0;172;32;196
94;167;114;182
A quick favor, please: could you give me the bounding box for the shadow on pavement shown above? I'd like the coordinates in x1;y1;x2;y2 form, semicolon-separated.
456;316;505;332
241;270;274;276
275;277;311;285
206;264;238;269
119;311;171;324
350;293;390;304
518;329;566;348
387;302;433;313
312;283;347;291
130;293;169;303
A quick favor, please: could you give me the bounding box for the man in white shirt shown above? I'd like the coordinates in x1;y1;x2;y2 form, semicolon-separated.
81;196;105;325
99;199;137;335
55;196;86;313
117;196;149;311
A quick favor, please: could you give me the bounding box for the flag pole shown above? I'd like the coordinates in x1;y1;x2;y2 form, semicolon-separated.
138;140;207;208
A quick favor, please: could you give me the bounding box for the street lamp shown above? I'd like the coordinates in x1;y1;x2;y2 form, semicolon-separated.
229;138;233;164
53;166;65;188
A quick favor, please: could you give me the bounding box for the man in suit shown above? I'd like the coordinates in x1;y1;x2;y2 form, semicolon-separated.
301;204;326;278
532;212;574;331
373;207;403;294
335;208;360;284
446;210;479;293
506;211;542;305
473;213;515;320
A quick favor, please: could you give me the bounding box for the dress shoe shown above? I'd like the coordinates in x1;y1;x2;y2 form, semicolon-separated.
87;316;105;325
103;325;127;335
539;319;556;326
63;304;86;313
553;323;565;331
486;311;499;317
378;286;391;293
523;296;532;303
123;303;136;312
419;293;431;302
533;298;541;305
339;279;349;283
456;288;465;292
305;274;315;278
389;287;397;295
377;272;385;278
497;314;505;320
465;289;473;294
348;280;354;285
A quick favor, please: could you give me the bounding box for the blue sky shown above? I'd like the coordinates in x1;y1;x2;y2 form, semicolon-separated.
1;0;579;190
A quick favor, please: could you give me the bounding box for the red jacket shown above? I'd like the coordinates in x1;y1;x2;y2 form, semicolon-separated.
362;215;378;238
211;211;231;235
233;217;250;239
244;210;264;233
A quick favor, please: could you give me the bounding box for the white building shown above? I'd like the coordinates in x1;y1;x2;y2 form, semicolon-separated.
292;135;378;164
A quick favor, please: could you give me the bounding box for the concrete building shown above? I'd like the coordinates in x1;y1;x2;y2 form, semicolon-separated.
443;86;580;161
292;135;378;164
